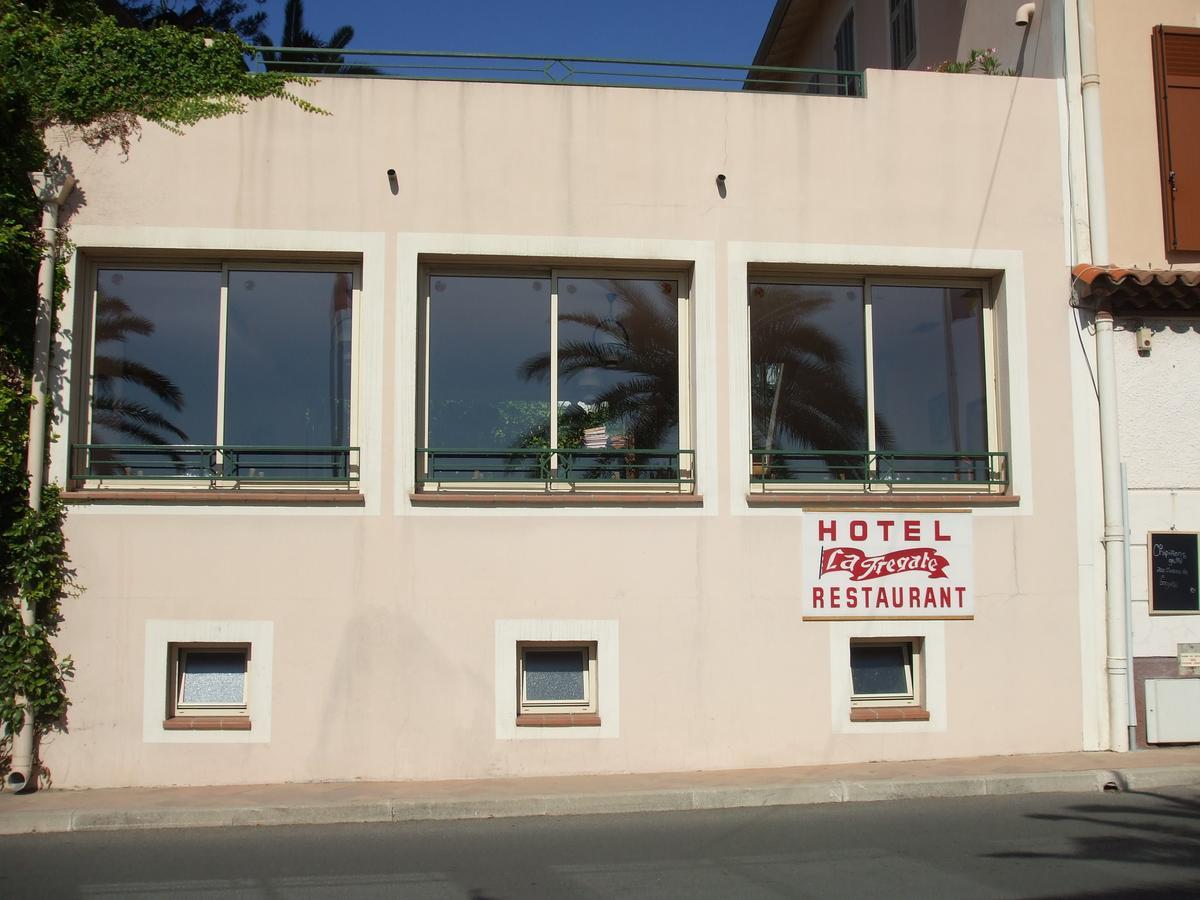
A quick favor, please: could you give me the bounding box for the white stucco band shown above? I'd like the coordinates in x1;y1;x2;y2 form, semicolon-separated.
143;619;274;743
494;619;620;740
724;242;1033;517
51;225;386;517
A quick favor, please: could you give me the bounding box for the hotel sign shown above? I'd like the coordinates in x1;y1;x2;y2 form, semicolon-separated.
802;513;973;620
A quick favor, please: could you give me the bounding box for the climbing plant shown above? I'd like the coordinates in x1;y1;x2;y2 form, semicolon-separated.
0;0;317;773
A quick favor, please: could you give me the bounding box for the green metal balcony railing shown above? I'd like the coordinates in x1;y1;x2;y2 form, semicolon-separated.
417;447;694;490
751;449;1009;490
71;444;360;484
251;47;865;97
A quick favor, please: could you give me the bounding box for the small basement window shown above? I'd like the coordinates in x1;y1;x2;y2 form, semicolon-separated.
165;645;252;730
516;642;599;726
849;638;929;721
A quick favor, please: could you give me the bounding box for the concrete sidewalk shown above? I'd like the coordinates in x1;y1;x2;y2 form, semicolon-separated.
3;747;1200;835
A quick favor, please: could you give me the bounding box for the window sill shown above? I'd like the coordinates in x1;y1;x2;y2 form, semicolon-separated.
747;492;1019;509
516;713;602;727
64;489;364;506
163;716;252;731
849;707;930;722
410;491;702;508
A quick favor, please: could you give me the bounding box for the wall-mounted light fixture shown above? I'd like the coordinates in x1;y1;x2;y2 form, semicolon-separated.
716;173;727;199
387;168;399;195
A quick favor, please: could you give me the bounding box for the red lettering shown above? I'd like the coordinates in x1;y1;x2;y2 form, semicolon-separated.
830;587;841;608
812;587;824;608
956;586;967;608
939;587;952;607
908;587;920;607
877;520;893;540
934;520;951;542
904;520;920;541
850;520;868;541
818;519;836;541
924;587;937;607
846;587;858;608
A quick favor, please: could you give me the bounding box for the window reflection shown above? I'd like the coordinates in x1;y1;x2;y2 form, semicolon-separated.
749;282;867;480
85;267;355;482
225;271;353;479
426;276;550;479
555;278;680;452
749;280;990;484
423;273;682;483
90;269;220;476
871;285;987;480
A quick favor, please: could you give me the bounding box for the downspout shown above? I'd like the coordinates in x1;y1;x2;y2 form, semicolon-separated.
7;167;75;793
1077;0;1128;752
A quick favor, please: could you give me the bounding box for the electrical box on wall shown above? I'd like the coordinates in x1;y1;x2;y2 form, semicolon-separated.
1145;678;1200;743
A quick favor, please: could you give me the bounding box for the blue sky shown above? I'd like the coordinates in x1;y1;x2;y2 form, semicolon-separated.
257;0;779;65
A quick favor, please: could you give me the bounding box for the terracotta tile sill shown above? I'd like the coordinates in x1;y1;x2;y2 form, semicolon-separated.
747;493;1019;510
65;490;364;506
850;707;931;722
163;716;252;731
516;713;602;727
411;491;702;508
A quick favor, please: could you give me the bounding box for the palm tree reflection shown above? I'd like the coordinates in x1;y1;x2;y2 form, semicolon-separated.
90;294;190;473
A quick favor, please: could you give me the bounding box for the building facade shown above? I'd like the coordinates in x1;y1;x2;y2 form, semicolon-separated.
36;17;1105;788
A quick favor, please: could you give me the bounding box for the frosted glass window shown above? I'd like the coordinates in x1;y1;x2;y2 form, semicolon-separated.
523;650;586;702
850;644;911;698
179;651;247;706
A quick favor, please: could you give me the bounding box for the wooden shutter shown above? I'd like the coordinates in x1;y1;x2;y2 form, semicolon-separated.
1153;26;1200;252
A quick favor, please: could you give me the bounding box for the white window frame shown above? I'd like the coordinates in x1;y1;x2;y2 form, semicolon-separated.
417;264;693;492
748;274;1000;493
849;638;923;708
77;258;361;489
170;644;251;717
517;641;598;715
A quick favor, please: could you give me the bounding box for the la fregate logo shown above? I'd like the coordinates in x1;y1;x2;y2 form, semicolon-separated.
819;546;950;581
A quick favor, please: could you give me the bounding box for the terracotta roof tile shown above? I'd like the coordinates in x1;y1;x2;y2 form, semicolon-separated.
1071;264;1200;314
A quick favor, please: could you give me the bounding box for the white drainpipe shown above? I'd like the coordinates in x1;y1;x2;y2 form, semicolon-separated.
1076;0;1128;752
7;168;75;793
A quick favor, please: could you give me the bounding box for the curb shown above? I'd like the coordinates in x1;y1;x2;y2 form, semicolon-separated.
3;766;1200;835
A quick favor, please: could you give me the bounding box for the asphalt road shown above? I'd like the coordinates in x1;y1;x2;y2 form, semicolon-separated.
2;786;1199;898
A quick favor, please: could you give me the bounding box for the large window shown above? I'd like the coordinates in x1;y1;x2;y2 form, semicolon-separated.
749;278;1004;489
418;268;691;490
75;263;357;485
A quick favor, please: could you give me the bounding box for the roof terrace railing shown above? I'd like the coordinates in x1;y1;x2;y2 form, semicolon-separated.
251;47;865;97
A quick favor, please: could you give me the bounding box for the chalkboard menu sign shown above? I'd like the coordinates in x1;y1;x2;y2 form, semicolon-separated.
1149;532;1200;613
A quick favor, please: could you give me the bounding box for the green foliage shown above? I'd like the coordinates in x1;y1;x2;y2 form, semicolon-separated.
0;487;74;737
2;1;324;153
0;0;317;768
932;48;1015;77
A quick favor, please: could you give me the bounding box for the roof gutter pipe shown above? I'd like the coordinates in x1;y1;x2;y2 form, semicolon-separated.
7;167;74;793
1076;0;1129;752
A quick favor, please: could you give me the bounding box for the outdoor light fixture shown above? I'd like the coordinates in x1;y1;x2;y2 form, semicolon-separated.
716;173;727;198
387;168;399;194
